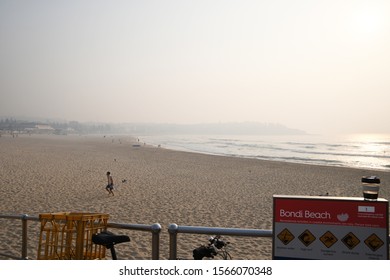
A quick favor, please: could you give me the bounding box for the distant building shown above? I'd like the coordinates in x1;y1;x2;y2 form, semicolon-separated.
34;124;54;133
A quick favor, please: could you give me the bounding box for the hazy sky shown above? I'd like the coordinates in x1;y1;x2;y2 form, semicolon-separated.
1;0;389;134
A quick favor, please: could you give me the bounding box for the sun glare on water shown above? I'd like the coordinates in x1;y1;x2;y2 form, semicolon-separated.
348;133;390;154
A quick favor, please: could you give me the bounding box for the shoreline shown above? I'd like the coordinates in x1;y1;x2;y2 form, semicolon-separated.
0;134;389;260
157;145;390;174
3;132;390;173
138;133;390;173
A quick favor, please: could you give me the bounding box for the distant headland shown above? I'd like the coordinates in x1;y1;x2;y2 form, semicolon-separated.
0;117;306;136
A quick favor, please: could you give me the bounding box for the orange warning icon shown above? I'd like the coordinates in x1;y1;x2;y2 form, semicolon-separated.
277;228;295;245
298;230;316;247
320;231;338;248
364;233;384;252
341;232;360;250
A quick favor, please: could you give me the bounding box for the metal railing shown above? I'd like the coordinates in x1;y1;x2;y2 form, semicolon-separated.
168;223;273;260
167;224;390;260
2;214;390;260
107;221;161;260
0;214;161;260
0;214;38;259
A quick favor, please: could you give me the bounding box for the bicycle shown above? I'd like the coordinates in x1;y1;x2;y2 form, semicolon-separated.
192;235;232;260
92;231;130;260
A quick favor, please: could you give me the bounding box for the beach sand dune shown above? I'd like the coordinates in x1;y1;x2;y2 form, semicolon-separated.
0;134;389;260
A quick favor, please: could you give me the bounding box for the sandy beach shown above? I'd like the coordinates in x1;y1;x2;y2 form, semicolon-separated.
0;134;389;260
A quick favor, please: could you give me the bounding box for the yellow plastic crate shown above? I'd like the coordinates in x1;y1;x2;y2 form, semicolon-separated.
37;212;109;260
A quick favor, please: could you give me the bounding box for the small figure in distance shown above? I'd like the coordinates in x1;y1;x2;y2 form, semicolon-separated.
106;171;114;196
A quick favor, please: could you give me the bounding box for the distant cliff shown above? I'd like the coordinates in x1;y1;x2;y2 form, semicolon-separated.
0;118;306;136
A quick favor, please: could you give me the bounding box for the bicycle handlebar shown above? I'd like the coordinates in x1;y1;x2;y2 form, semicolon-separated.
192;235;230;260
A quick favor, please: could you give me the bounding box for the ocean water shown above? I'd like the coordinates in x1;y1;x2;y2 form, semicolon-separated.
139;133;390;172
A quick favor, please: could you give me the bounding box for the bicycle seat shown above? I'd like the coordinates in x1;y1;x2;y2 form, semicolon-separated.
92;231;130;247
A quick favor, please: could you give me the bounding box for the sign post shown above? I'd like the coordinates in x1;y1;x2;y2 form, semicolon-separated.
273;195;389;260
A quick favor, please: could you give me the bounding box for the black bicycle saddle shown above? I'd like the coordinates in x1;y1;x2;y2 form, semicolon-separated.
92;231;130;247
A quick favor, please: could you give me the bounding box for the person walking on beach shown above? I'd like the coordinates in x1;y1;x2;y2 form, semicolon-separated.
106;171;114;196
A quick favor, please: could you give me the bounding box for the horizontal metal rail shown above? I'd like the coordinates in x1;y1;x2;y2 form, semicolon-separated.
107;221;161;260
2;214;390;260
0;214;161;260
0;214;38;259
168;223;390;260
168;223;273;260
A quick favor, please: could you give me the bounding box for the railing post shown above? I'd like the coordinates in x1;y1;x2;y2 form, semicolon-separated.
151;223;161;260
168;223;178;260
21;214;28;260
